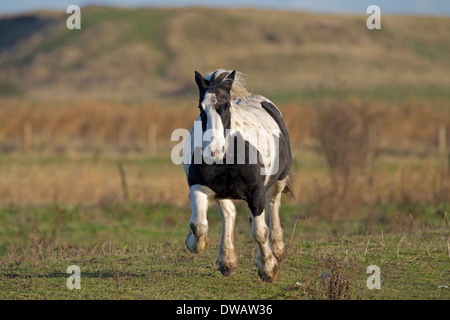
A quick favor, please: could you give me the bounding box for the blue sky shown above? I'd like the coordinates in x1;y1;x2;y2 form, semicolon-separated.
1;0;450;16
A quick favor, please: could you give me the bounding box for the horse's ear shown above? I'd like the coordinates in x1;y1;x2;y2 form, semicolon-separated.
194;71;208;90
222;70;236;93
227;70;236;82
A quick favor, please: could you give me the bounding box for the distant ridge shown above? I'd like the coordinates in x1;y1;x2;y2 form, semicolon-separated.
0;6;449;101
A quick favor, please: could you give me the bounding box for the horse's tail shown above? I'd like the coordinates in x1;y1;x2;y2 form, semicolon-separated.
282;172;295;199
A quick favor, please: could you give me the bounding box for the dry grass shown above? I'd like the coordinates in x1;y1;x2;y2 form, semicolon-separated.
0;98;197;155
0;97;448;211
0;97;448;155
0;156;189;206
0;151;448;211
296;256;365;300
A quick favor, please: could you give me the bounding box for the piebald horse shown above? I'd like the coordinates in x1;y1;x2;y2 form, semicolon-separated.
183;69;293;282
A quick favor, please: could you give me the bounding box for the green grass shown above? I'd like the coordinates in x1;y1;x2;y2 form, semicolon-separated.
265;84;450;105
1;202;448;299
0;82;23;97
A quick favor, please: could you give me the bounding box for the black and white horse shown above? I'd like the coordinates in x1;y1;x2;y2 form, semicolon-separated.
182;69;293;282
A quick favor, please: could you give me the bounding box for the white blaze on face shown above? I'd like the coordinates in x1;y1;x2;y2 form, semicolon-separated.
202;92;226;161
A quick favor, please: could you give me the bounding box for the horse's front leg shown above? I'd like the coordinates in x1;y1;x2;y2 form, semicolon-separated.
216;199;238;277
248;188;278;283
185;184;215;253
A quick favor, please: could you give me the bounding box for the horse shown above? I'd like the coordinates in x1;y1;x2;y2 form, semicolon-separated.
182;69;293;282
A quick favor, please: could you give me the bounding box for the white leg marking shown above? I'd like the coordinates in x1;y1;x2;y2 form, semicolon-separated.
185;185;215;253
216;199;238;276
250;209;278;282
266;178;288;261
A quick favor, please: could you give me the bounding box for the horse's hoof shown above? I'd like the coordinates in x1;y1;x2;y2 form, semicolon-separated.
185;232;209;253
271;242;286;262
258;264;278;283
218;263;239;277
274;250;286;262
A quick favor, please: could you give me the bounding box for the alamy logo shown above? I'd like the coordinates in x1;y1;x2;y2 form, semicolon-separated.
67;5;81;30
367;5;381;29
66;265;81;290
366;265;381;289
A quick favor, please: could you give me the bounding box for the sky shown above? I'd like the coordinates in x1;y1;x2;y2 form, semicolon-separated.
1;0;450;16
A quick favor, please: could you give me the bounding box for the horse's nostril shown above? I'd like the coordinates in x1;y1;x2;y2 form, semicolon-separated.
211;150;215;157
222;146;225;152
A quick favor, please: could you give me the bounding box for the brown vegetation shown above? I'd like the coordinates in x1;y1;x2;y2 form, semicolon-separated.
0;97;448;211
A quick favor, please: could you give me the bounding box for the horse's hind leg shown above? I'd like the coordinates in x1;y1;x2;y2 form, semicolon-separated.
216;199;238;277
185;184;214;254
266;177;288;262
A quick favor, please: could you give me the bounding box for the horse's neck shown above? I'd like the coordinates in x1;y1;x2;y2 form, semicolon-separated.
230;96;280;132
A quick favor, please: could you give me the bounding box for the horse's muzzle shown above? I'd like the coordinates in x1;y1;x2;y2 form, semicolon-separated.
206;144;226;161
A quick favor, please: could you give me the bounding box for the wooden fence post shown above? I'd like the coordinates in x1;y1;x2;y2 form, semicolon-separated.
438;125;447;157
147;125;157;155
117;162;130;201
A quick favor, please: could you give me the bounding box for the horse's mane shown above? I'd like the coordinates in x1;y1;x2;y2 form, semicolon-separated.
205;69;250;100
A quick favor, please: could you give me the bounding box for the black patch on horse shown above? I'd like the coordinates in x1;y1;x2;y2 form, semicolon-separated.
188;136;266;216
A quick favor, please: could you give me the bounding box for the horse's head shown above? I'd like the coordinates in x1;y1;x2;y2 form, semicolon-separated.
194;70;236;161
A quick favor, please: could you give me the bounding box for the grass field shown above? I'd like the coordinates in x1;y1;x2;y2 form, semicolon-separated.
0;201;448;300
0;150;448;300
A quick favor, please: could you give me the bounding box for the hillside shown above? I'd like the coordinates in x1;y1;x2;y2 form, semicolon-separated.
1;6;450;101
